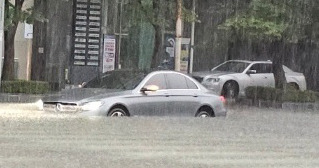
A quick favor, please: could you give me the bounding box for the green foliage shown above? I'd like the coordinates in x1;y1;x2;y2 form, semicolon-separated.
0;80;50;94
4;1;47;31
127;0;197;28
219;0;313;42
182;6;198;23
245;86;317;103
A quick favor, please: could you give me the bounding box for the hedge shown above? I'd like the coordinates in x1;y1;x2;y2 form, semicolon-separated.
245;86;317;103
0;80;50;94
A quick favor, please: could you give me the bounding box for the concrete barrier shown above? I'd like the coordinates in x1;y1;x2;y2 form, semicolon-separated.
235;98;319;111
0;93;43;103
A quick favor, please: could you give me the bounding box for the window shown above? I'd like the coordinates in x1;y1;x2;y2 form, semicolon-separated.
264;64;273;73
84;70;146;90
250;63;272;73
186;77;198;89
213;61;250;73
166;73;197;89
144;74;167;90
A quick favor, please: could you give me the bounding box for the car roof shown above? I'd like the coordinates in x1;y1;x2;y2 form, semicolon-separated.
226;60;272;64
149;70;195;77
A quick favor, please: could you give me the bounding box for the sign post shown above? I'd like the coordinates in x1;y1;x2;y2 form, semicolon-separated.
175;0;182;71
189;0;196;74
24;22;33;80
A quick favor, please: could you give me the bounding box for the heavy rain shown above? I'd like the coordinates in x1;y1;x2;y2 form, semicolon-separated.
0;0;319;167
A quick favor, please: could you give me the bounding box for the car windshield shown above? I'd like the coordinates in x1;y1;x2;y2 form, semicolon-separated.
212;61;250;73
83;70;147;90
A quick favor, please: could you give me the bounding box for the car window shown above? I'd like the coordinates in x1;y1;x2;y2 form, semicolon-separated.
166;73;190;89
264;64;273;73
186;77;198;89
213;61;250;73
144;74;167;90
250;64;272;73
83;70;146;90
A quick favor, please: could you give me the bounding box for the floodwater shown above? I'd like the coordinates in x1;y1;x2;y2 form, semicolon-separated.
0;103;318;168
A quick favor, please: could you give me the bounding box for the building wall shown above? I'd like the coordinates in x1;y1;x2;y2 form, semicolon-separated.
32;0;73;90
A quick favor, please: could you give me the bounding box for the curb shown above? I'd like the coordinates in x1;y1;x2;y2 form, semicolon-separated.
233;99;319;111
0;93;43;103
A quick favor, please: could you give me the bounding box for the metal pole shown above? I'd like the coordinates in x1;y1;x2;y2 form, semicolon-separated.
117;0;123;69
0;0;5;84
175;0;182;71
189;0;195;74
26;39;32;80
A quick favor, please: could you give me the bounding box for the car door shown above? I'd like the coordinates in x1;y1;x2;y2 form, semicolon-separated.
248;63;275;87
128;73;170;116
165;73;200;116
261;64;275;87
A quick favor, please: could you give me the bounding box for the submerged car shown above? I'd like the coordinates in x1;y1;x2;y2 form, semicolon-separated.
192;60;307;99
41;70;227;117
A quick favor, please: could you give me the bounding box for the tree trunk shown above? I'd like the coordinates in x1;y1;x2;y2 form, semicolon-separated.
2;27;17;81
150;0;163;69
1;0;25;81
271;40;286;89
151;25;162;69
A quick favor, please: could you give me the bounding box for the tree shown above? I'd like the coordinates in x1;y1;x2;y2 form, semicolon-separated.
219;0;313;89
129;0;196;69
2;0;44;81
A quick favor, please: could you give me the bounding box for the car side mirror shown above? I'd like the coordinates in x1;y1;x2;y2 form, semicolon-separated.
246;70;257;75
79;82;87;88
141;85;159;93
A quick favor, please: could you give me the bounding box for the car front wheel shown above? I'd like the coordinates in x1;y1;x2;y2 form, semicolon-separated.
108;108;127;117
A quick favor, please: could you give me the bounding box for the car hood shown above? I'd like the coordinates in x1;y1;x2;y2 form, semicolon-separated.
42;88;126;103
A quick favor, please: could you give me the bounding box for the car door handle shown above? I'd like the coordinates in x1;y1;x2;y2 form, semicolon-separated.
164;93;169;97
193;94;198;97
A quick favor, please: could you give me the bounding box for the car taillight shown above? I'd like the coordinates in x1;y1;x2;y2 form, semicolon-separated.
220;96;226;104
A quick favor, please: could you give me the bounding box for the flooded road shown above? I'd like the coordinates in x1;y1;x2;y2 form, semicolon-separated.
0;103;318;168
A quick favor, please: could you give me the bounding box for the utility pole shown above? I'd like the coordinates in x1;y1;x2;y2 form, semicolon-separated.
0;0;4;84
117;0;124;69
175;0;182;71
189;0;195;74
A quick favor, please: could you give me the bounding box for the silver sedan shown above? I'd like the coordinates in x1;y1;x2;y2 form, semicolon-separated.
41;70;227;117
192;60;307;99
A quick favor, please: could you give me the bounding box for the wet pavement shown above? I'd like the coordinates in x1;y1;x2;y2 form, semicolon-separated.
0;103;318;168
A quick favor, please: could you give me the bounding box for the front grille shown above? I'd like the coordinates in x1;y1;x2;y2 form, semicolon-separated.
43;102;79;113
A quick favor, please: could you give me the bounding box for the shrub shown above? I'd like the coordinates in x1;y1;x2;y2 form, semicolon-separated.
0;80;50;94
245;86;317;103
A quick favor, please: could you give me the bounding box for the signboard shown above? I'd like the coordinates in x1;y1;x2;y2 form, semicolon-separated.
24;23;33;39
102;35;116;73
165;35;175;58
163;34;190;72
180;38;190;73
72;0;102;66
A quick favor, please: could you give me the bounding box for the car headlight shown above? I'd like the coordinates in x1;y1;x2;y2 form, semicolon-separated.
206;78;220;83
81;101;103;111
